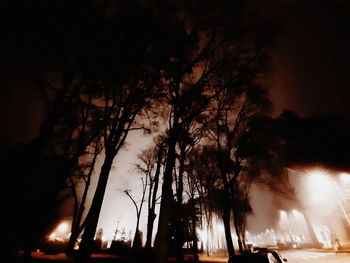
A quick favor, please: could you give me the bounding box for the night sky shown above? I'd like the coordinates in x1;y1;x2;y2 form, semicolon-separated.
2;0;350;144
266;0;350;118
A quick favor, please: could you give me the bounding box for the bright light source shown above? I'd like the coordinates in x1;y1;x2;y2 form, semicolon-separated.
306;169;335;204
197;228;207;243
279;210;289;225
307;169;330;187
57;222;69;233
291;209;303;218
340;173;350;185
49;232;56;239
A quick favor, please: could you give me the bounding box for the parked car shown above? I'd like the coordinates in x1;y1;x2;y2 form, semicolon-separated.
228;253;270;263
253;247;287;263
267;250;287;263
227;248;287;263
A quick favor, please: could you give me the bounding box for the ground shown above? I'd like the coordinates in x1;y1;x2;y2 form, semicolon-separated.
16;249;350;263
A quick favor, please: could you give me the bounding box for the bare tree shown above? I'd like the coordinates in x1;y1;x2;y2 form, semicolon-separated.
75;2;170;260
187;146;220;256
124;179;147;249
206;81;271;254
135;137;166;249
67;139;102;254
6;60;105;260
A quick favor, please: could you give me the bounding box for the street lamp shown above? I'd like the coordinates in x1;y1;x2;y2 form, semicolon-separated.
57;222;69;234
306;169;336;205
340;173;350;185
306;169;350;226
49;221;70;240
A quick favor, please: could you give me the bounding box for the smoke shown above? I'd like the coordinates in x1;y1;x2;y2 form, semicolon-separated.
247;180;300;235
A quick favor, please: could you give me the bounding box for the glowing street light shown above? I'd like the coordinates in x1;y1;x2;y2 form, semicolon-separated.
306;169;337;205
306;169;350;226
49;221;70;240
57;222;69;234
340;173;350;185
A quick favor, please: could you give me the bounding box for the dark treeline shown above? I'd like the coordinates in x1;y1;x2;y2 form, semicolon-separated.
2;1;350;263
244;110;350;172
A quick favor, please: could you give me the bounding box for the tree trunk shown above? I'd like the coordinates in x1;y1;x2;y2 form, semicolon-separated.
191;205;199;263
175;145;186;263
176;144;186;204
146;212;157;249
222;203;235;257
146;143;163;249
216;127;235;257
230;179;245;254
219;167;235;256
76;153;114;262
206;220;211;256
67;165;93;255
132;215;142;249
175;203;184;263
155;126;178;263
236;234;244;254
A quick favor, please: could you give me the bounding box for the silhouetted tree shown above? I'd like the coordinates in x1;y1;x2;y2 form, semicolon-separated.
241;111;350;201
1;1;116;260
186;146;222;256
76;1;169;260
124;184;147;249
206;72;271;254
153;0;269;259
231;179;252;253
135;137;166;249
67;139;102;255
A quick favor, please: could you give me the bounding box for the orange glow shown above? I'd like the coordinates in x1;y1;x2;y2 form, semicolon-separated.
57;222;69;233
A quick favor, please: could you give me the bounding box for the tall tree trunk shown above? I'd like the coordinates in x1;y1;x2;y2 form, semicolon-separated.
219;165;235;256
222;199;235;257
230;178;245;254
191;202;199;263
155;125;178;263
206;218;211;256
234;220;244;254
67;183;79;255
145;212;157;249
175;203;184;263
176;144;186;204
146;143;163;249
68;152;96;255
132;214;142;248
175;145;186;262
215;121;235;257
76;152;114;262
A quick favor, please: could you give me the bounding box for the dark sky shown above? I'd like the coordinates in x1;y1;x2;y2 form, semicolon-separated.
265;0;350;117
1;0;350;143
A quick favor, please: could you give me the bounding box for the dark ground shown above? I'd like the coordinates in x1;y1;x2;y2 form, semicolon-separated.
14;251;212;263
